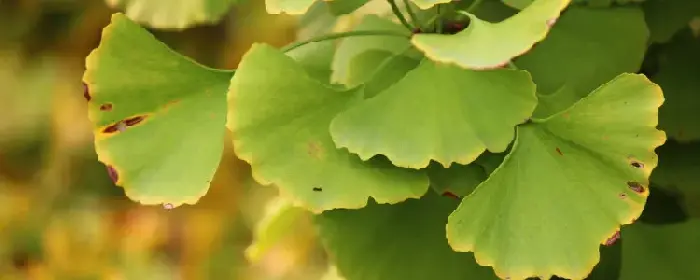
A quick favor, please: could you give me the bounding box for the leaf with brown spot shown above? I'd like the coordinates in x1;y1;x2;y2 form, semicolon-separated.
83;14;233;208
447;73;666;279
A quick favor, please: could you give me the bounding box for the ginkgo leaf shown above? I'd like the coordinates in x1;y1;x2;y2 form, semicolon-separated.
411;0;571;69
245;196;316;263
330;59;537;169
532;84;579;119
346;50;421;98
617;219;700;279
286;41;337;83
316;192;499;280
514;6;648;96
447;73;666;280
655;29;700;141
427;162;487;197
643;0;700;43
106;0;237;29
327;0;371;15
331;15;414;84
83;13;232;208
227;44;429;213
650;140;700;218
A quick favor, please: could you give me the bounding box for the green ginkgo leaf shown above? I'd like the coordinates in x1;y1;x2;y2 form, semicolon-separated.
411;0;571;69
245;196;314;262
514;6;648;96
83;13;232;207
327;0;371;15
447;73;666;280
643;0;700;43
331;15;414;84
346;50;421;98
532;84;579;119
266;0;317;14
655;29;700;142
227;44;429;213
286;41;337;83
617;219;700;279
316;192;499;280
330;60;537;168
651;141;700;218
427;162;487;197
106;0;237;29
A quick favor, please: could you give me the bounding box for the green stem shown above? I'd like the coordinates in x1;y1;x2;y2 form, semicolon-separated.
281;30;411;53
388;0;413;31
402;0;421;30
465;0;484;13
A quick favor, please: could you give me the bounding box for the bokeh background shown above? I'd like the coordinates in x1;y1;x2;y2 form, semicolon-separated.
0;0;343;279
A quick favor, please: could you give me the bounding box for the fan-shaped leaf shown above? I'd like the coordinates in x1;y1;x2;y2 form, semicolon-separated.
447;73;666;279
514;6;648;96
331;15;414;84
330;60;537;168
655;30;700;141
411;0;571;69
316;193;499;280
618;219;700;279
227;44;429;213
106;0;237;29
83;14;232;207
643;0;700;43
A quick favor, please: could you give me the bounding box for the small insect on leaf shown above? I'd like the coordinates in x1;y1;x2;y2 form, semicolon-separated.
313;187;323;192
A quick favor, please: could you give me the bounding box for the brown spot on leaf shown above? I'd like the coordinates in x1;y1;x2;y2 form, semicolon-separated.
103;122;124;133
604;230;620;246
631;161;643;168
619;193;627;199
627;182;645;193
83;83;91;101
555;147;562;155
125;116;145;126
106;165;119;184
100;103;113;111
443;192;459;199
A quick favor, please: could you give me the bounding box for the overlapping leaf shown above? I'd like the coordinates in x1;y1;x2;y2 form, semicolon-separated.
447;74;666;279
514;6;649;96
106;0;237;29
331;15;414;84
83;14;232;207
346;50;421;98
651;141;700;218
617;219;700;279
643;0;700;43
411;0;571;69
330;60;537;168
316;193;499;280
655;30;700;141
227;44;429;212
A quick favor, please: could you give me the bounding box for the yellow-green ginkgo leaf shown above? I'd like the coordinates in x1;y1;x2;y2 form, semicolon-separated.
411;0;571;69
83;14;232;208
227;44;429;213
447;73;666;279
106;0;237;29
330;59;537;169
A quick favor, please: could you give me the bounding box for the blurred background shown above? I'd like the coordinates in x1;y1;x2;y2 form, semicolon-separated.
0;0;344;279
